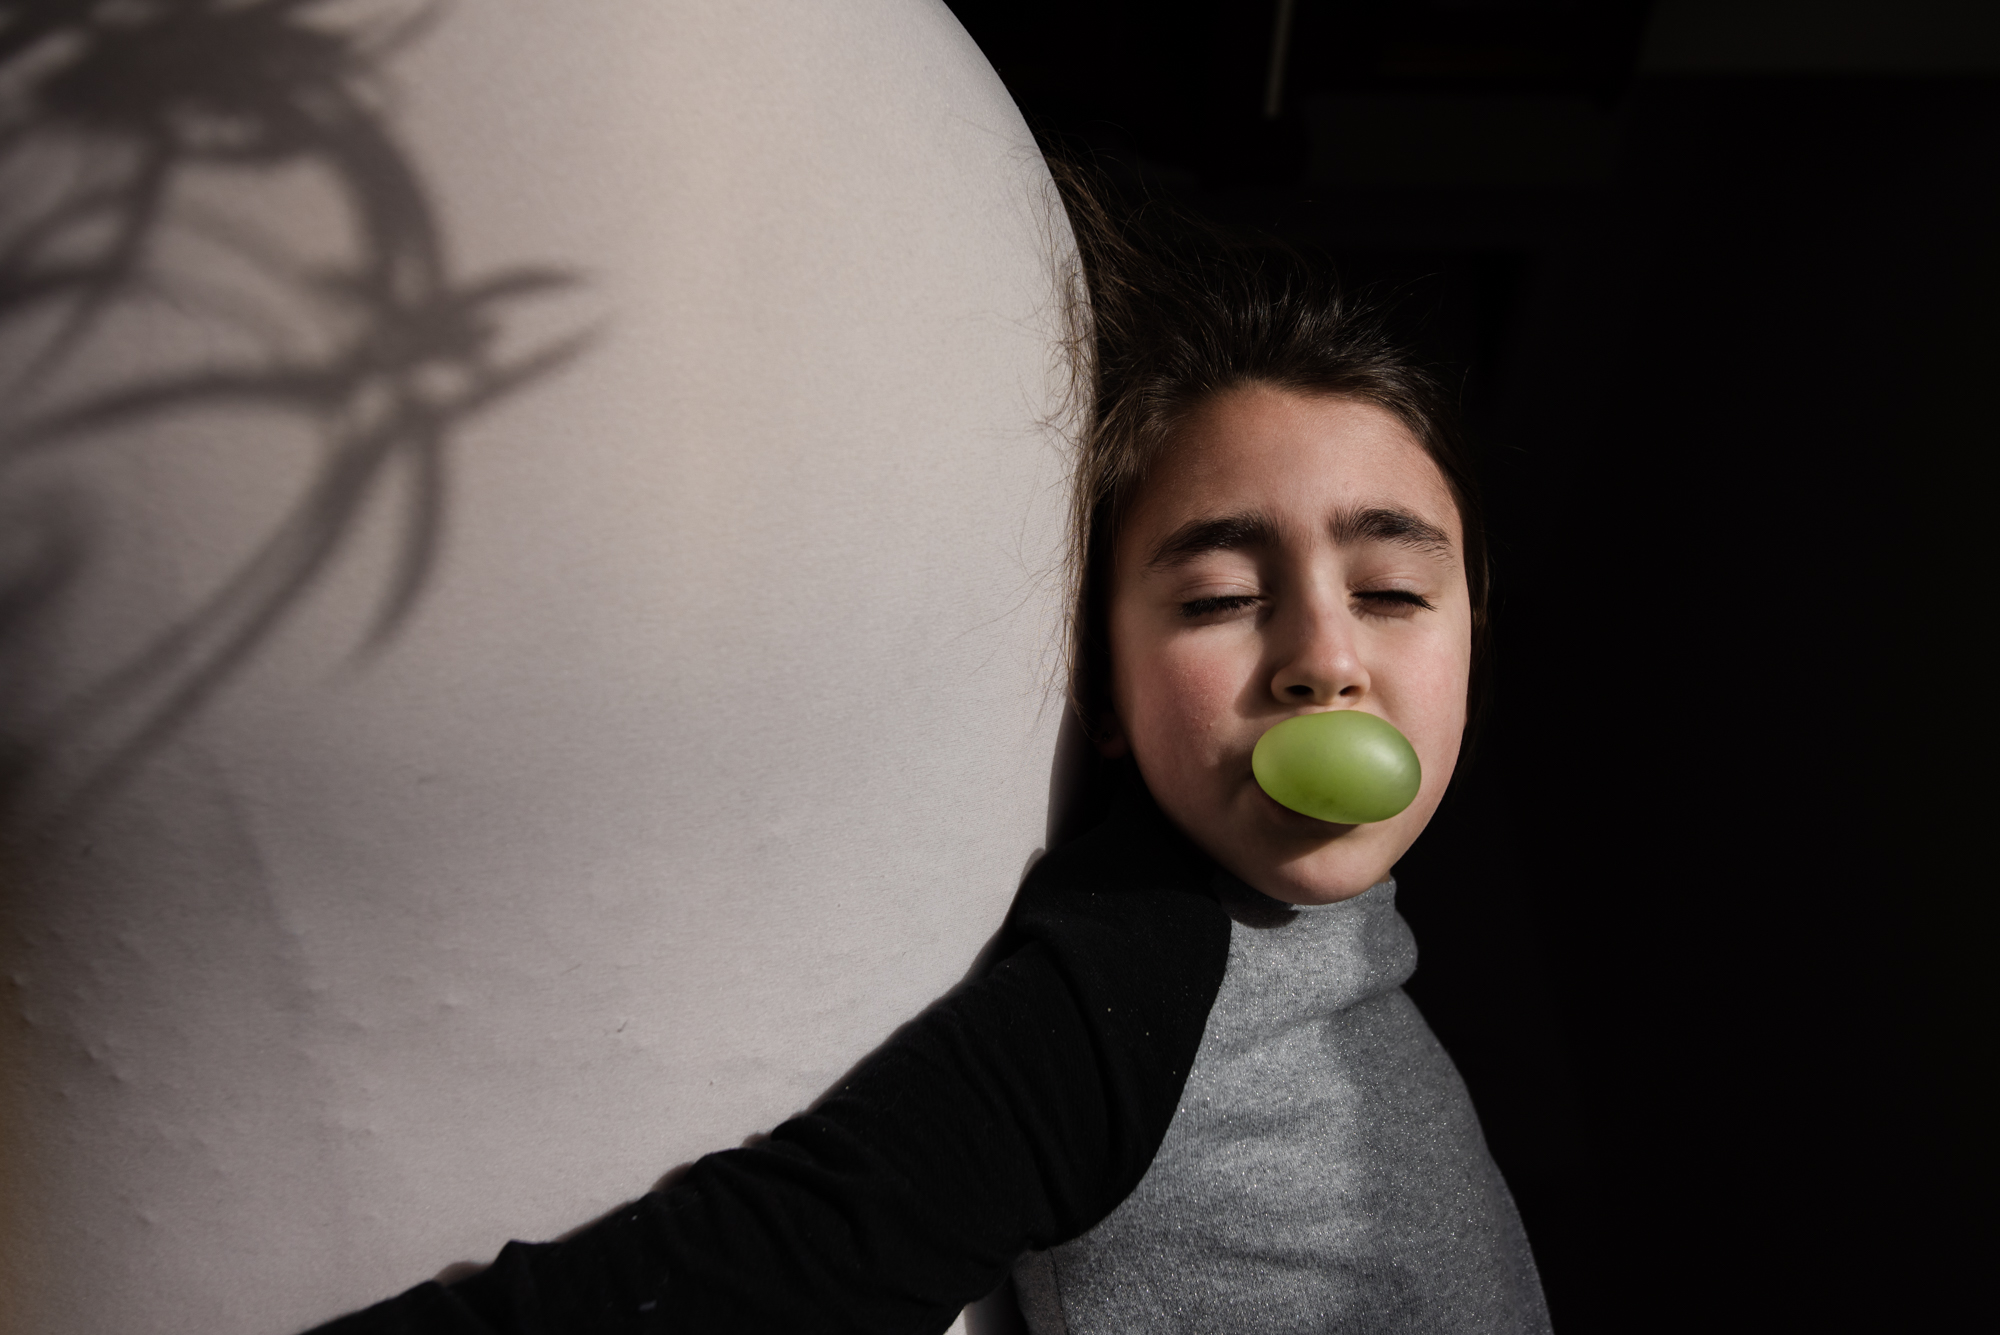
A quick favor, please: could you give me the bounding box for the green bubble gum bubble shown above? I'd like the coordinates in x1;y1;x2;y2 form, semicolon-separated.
1251;710;1422;825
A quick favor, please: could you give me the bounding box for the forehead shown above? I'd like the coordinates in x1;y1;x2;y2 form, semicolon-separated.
1121;386;1460;550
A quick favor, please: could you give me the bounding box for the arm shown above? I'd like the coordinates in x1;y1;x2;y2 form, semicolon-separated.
307;785;1229;1335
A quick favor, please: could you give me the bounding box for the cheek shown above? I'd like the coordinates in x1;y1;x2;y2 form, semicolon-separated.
1391;625;1472;781
1114;631;1248;757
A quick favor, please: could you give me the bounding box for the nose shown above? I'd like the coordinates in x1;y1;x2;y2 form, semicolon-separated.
1270;600;1370;707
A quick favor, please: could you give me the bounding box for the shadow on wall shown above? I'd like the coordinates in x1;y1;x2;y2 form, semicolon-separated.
0;0;592;831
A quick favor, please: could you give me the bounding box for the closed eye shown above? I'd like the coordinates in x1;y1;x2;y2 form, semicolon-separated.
1179;594;1260;619
1354;589;1435;614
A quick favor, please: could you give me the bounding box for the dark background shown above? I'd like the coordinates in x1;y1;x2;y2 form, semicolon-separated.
942;1;1994;1327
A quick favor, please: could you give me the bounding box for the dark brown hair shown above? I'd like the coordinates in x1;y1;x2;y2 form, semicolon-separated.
1051;163;1493;754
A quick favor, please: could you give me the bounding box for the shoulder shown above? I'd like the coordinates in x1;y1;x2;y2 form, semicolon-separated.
1011;778;1230;951
993;780;1234;1075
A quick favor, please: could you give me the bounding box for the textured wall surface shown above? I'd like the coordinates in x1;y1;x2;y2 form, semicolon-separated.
0;3;1070;1330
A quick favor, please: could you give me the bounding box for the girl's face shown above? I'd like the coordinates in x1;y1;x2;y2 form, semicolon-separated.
1102;384;1473;904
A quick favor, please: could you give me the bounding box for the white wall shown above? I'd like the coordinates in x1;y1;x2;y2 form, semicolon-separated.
0;3;1070;1330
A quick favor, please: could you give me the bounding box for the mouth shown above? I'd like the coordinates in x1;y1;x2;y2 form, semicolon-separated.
1250;775;1358;834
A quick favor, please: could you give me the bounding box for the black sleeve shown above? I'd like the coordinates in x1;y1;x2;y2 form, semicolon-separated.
304;782;1230;1335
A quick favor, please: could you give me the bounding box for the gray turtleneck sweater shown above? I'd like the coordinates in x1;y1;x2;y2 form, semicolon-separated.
1012;874;1552;1335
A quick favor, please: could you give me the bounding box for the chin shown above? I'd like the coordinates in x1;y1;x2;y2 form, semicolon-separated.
1232;791;1424;907
1191;790;1397;905
1154;768;1422;906
1262;841;1400;904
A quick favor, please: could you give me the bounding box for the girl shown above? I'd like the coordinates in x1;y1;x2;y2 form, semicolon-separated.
313;172;1549;1335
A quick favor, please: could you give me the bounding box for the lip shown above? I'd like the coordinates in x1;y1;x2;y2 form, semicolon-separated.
1250;774;1357;833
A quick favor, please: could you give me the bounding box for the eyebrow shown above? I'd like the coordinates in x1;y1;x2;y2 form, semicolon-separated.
1144;505;1455;570
1329;506;1456;564
1145;512;1278;569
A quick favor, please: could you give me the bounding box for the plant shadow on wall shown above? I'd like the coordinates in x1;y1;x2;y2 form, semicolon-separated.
0;0;594;830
